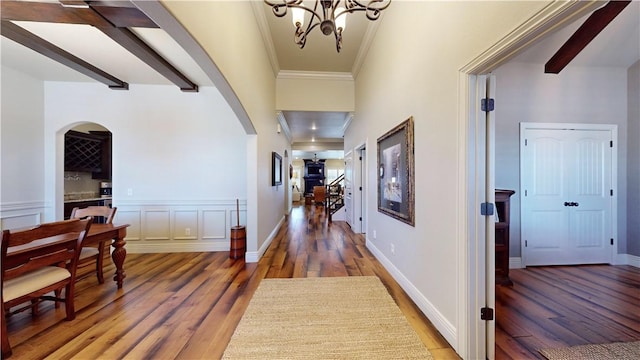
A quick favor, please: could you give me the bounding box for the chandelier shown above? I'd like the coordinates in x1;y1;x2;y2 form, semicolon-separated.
263;0;391;52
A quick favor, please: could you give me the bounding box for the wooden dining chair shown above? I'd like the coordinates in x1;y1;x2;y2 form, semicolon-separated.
70;206;117;284
1;218;92;358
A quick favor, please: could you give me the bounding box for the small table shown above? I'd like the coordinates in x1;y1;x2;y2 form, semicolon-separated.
305;195;313;205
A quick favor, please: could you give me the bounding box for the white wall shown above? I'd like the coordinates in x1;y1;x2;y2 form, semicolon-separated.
276;75;355;112
628;60;640;257
345;0;552;355
161;1;290;260
1;73;251;252
493;62;629;258
0;67;46;229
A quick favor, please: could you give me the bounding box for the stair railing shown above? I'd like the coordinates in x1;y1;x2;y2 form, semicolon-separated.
325;174;345;221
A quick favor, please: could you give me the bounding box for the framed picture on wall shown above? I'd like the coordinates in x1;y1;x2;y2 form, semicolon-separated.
272;151;282;186
377;116;415;226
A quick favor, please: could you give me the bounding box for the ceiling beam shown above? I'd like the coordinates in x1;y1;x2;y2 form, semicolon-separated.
1;20;128;89
1;0;197;92
545;1;631;74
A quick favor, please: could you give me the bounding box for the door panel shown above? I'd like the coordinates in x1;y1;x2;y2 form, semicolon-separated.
344;152;353;227
522;127;612;266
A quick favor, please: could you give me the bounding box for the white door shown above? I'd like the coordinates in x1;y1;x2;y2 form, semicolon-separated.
521;125;615;266
344;151;353;227
359;147;367;233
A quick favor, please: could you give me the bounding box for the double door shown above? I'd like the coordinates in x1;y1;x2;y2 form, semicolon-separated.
521;125;615;266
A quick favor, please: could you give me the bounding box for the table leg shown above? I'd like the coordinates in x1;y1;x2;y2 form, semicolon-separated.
111;230;127;289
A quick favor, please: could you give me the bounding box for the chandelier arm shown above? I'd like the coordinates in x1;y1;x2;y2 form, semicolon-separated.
264;0;302;17
344;0;391;20
295;22;322;49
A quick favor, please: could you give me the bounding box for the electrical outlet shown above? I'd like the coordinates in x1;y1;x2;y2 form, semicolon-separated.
127;188;133;196
390;243;395;255
373;230;377;239
185;228;191;236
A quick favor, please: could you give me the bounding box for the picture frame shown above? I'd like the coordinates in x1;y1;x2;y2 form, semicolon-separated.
377;116;415;226
272;151;282;186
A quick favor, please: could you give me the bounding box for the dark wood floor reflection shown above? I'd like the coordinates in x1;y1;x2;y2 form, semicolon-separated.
5;204;459;359
496;265;640;359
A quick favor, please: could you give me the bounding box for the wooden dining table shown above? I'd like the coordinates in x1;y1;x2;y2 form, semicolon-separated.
84;223;130;289
7;222;130;289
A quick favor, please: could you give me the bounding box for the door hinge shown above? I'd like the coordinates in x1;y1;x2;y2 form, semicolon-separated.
610;189;614;196
481;307;494;321
359;156;362;160
480;202;494;216
525;240;528;247
359;187;362;191
611;238;614;245
525;139;528;146
481;98;495;112
359;217;362;221
610;141;613;148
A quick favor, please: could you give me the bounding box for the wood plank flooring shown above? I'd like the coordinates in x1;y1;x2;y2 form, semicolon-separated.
4;204;459;359
496;265;640;359
6;203;639;359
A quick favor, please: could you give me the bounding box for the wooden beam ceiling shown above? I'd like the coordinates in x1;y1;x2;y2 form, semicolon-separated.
0;0;198;92
1;20;128;89
545;1;631;74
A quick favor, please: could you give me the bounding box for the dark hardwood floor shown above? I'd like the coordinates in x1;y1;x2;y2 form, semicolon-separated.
496;265;640;359
4;204;458;359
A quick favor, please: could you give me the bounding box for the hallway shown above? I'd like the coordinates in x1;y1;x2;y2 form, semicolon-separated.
4;203;458;359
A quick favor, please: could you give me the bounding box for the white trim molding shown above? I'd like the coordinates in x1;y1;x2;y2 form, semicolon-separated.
366;237;457;347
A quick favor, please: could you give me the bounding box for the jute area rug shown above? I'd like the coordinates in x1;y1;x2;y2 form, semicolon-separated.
222;276;433;359
539;341;640;360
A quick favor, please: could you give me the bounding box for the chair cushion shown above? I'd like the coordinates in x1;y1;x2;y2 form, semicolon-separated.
3;266;71;302
79;247;100;259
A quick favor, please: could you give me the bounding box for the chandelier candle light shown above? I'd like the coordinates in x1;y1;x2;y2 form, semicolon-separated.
264;0;391;52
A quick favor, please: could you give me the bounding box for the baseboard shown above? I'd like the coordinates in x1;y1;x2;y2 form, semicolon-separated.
617;253;640;268
365;238;457;348
245;215;285;263
513;255;640;268
509;257;523;269
126;241;228;253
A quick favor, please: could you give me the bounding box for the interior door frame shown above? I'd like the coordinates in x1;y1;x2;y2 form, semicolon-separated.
519;122;618;266
457;2;603;358
354;142;367;233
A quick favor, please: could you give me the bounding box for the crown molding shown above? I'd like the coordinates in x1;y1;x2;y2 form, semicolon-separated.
251;0;280;77
277;70;354;81
276;111;292;143
351;13;384;79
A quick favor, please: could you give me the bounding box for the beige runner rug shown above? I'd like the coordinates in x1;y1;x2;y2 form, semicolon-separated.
222;276;433;359
539;341;640;360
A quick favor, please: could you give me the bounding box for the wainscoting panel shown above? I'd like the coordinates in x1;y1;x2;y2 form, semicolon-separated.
202;210;227;240
173;210;198;240
114;199;246;253
144;210;171;241
0;201;45;230
114;210;141;241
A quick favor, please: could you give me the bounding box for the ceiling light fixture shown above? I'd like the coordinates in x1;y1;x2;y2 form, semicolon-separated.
264;0;391;52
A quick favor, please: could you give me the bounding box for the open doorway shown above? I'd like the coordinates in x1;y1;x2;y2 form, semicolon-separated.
460;2;612;359
62;123;112;220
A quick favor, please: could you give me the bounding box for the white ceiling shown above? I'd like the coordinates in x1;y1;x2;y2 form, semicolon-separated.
2;1;639;161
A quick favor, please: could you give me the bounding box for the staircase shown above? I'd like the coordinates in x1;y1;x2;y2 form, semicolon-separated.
325;174;345;222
